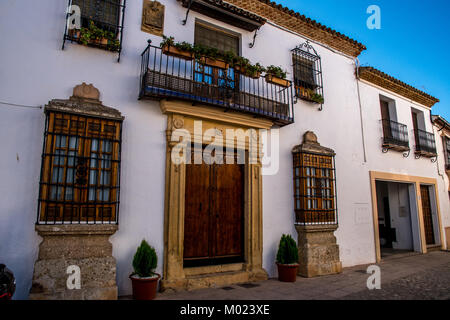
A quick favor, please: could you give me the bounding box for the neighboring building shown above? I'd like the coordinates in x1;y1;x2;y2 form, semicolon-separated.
0;0;447;299
431;115;450;249
356;67;448;261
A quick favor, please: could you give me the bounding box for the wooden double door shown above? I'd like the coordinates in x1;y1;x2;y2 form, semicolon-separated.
420;185;435;245
183;154;245;267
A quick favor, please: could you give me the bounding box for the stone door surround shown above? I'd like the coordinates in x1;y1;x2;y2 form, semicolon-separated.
159;100;271;291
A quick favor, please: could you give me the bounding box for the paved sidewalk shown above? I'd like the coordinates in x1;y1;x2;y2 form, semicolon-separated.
155;251;450;300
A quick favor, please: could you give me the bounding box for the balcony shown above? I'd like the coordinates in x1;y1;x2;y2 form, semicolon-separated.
381;119;410;152
139;43;294;126
414;129;437;157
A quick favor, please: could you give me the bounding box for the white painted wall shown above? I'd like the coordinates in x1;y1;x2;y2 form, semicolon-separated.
0;0;447;300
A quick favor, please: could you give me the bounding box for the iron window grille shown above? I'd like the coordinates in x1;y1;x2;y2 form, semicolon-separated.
37;111;122;224
291;41;324;108
444;136;450;170
293;152;338;225
62;0;126;61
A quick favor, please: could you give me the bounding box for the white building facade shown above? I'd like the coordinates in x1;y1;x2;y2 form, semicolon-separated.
0;0;447;299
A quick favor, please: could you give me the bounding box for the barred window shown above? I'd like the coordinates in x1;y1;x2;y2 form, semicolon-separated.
292;42;324;105
293;152;337;225
72;0;121;33
64;0;126;58
38;112;121;224
444;136;450;169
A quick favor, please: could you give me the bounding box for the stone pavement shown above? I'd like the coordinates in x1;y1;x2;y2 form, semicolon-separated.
154;251;450;300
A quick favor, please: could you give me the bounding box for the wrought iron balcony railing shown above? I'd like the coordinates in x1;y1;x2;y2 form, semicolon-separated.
414;129;437;156
381;119;409;151
139;42;294;126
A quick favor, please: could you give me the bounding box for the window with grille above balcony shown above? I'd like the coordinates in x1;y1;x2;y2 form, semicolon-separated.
292;42;324;105
63;0;126;59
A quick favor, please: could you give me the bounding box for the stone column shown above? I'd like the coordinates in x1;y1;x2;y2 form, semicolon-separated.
295;224;342;277
29;225;118;300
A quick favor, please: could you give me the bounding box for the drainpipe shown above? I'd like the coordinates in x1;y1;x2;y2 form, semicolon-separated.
355;58;367;163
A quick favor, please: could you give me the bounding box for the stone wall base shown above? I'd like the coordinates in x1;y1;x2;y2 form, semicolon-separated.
160;267;268;293
295;224;342;278
29;224;118;300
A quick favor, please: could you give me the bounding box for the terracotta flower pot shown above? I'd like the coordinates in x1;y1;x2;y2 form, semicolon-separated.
234;65;261;79
162;45;193;60
68;29;81;39
295;86;311;99
277;263;298;282
204;57;229;69
265;74;291;88
130;273;160;300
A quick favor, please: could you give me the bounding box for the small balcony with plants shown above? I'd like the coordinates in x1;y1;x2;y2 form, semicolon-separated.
139;37;295;126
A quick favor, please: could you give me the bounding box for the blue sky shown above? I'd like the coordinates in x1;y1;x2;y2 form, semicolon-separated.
277;0;450;120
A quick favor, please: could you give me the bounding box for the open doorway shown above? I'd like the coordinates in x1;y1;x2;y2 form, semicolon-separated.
375;181;422;258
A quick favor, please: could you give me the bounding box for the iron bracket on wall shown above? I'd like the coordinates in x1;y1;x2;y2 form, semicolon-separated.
249;27;260;48
182;0;194;25
403;150;411;158
431;156;437;163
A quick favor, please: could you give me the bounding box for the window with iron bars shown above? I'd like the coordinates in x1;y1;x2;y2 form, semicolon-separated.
63;0;126;59
37;111;122;224
291;43;324;105
444;136;450;170
293;152;337;225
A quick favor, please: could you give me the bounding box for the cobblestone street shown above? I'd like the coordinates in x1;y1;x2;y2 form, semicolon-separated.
155;251;450;300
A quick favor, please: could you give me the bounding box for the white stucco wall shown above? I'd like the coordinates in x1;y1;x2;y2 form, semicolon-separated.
1;0;447;300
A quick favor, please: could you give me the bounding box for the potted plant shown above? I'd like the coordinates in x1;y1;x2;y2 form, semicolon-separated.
276;234;299;282
202;47;229;69
160;36;194;60
296;87;324;104
130;240;160;300
233;57;264;79
68;28;81;39
265;65;291;88
79;21;108;46
245;63;265;79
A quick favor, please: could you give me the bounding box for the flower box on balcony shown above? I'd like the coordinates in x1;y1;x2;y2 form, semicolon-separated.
234;65;261;79
265;74;291;88
162;45;193;60
203;57;229;69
